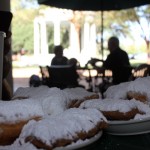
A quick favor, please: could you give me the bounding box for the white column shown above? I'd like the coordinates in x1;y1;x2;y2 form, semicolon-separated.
54;21;60;45
90;23;97;57
79;22;92;66
70;23;76;54
69;22;80;57
40;19;48;55
34;18;40;56
83;22;90;49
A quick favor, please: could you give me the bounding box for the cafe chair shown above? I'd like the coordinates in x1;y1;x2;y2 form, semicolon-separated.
85;58;104;69
47;65;79;89
129;63;150;81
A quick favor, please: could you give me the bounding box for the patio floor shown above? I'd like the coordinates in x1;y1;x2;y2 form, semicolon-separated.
13;67;40;92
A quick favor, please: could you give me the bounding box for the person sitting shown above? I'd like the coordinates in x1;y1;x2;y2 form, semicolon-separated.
101;36;132;84
98;36;132;95
68;58;80;83
68;58;80;68
29;74;41;87
51;45;68;66
67;58;85;88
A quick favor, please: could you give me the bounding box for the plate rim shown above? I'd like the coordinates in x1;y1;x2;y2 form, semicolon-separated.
108;116;150;125
54;131;103;150
105;117;150;135
106;129;150;136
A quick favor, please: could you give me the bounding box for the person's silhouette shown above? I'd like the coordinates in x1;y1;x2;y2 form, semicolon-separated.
51;45;68;66
98;36;132;96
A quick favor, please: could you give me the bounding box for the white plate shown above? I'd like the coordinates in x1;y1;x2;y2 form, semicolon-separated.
54;131;102;150
105;117;150;135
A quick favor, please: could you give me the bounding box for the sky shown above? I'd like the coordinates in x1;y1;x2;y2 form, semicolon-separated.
21;0;39;8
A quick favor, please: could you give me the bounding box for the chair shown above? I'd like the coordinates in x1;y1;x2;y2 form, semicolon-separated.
129;64;150;80
47;65;79;89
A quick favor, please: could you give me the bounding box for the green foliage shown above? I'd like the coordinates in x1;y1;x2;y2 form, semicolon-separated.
12;12;32;53
47;23;54;53
11;0;150;57
60;23;69;49
46;21;70;53
11;0;70;54
11;0;40;54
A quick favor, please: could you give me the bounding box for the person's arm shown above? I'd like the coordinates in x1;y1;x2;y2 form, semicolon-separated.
103;54;113;70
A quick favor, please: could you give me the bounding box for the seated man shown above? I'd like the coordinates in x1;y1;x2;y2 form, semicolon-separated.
98;36;132;95
51;45;68;66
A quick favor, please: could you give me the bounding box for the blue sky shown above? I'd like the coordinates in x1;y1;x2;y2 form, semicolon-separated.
21;0;39;8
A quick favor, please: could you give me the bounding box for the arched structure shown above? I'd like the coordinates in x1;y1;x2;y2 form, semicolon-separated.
34;8;97;65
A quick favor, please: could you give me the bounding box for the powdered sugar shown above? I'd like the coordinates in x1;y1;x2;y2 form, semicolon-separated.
0;99;44;123
104;76;150;102
18;108;106;148
63;87;97;101
1;82;150;149
80;98;150;116
104;82;130;99
0;141;41;150
13;86;98;116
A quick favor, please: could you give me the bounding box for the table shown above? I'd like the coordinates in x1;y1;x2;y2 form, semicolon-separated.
78;132;150;150
77;67;112;92
39;65;112;92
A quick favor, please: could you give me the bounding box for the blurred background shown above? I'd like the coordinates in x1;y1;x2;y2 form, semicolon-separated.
2;0;150;91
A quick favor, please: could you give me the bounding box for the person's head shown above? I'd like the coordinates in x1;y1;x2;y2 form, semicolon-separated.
68;58;78;67
54;45;64;57
108;36;119;52
29;75;41;87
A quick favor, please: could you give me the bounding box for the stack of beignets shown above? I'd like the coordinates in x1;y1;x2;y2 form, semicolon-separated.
18;108;107;150
104;76;150;104
0;99;43;145
0;86;102;149
2;77;150;149
80;99;150;120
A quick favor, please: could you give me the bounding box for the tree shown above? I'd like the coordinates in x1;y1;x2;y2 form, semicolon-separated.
11;0;41;53
69;11;85;54
133;5;150;58
107;5;150;59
